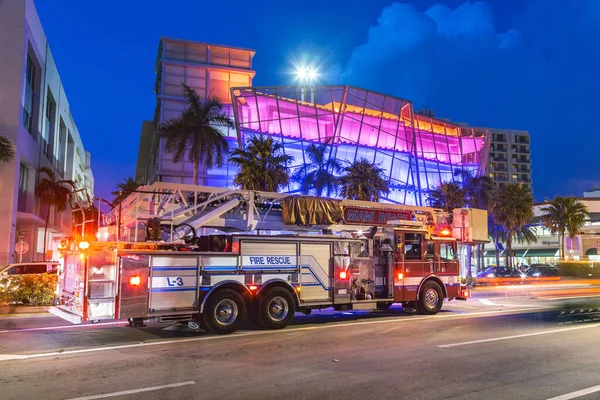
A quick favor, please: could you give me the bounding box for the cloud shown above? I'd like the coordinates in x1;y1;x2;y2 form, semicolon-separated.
326;1;600;199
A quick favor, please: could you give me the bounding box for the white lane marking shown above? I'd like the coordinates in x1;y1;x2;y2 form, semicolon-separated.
64;381;196;400
476;298;551;308
545;384;600;400
541;295;600;301
438;324;600;348
0;322;127;334
0;307;541;362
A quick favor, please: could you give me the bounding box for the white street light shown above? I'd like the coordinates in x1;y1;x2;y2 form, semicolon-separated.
295;66;318;86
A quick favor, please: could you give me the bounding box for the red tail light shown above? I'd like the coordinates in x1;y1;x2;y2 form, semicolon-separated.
339;271;347;279
397;272;403;280
249;285;258;291
461;289;471;298
129;276;141;286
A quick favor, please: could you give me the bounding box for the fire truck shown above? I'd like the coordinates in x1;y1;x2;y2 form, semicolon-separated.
51;183;486;334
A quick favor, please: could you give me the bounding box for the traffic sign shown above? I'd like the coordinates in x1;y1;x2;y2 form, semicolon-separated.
15;240;29;255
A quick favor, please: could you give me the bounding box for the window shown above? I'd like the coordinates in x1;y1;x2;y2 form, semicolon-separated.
440;243;455;261
23;54;35;134
17;164;28;212
512;174;518;179
19;164;28;193
404;233;422;260
426;242;435;260
24;264;47;274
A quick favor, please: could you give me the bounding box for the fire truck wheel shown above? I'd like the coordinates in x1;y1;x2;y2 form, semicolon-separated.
418;281;444;315
258;287;296;330
202;289;247;334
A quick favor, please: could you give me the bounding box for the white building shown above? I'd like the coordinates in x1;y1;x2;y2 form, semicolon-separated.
482;198;600;267
0;0;94;264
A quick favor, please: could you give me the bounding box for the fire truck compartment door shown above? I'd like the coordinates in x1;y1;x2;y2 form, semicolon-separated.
300;243;332;302
119;254;151;319
149;256;200;311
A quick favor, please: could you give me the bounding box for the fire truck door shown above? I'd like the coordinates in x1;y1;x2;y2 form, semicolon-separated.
402;232;424;301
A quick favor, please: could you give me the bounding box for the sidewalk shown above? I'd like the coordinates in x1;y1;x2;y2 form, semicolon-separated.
0;305;50;316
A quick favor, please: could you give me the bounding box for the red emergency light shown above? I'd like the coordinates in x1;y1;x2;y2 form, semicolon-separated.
129;276;141;286
339;271;347;280
461;289;471;298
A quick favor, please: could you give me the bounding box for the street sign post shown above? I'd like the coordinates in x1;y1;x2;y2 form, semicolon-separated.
15;240;29;263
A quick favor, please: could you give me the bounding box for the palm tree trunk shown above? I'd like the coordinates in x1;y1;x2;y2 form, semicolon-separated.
193;159;199;186
42;204;50;261
560;232;565;260
506;231;513;269
494;226;500;267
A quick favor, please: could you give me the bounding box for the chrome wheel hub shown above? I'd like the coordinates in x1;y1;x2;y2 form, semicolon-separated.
424;288;439;309
214;299;238;326
268;296;289;322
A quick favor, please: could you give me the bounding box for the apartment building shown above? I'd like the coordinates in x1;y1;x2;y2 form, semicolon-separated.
0;0;94;264
136;38;255;186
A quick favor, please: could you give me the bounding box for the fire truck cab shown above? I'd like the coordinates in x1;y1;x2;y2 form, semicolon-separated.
51;183;485;334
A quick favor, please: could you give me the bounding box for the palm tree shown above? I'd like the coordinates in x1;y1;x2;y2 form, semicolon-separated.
158;83;233;185
229;135;293;192
427;181;467;223
540;196;589;259
0;135;15;163
111;177;141;206
454;169;495;210
490;183;534;268
292;138;342;196
35;167;75;260
339;158;389;202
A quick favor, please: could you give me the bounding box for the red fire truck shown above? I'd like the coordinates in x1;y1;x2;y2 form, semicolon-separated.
51;183;484;334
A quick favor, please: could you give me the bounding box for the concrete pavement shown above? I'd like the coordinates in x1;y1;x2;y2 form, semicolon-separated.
1;295;600;399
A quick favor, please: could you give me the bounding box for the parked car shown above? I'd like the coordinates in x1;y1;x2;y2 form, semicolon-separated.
521;264;560;282
0;262;60;276
475;266;522;285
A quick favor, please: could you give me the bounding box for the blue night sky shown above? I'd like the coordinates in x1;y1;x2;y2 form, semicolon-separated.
35;0;600;202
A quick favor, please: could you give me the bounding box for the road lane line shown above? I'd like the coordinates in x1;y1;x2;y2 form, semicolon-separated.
478;299;496;305
438;324;600;348
0;321;128;334
545;384;600;400
64;381;196;400
0;308;543;362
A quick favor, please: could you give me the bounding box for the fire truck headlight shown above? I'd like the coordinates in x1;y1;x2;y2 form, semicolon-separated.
79;241;90;250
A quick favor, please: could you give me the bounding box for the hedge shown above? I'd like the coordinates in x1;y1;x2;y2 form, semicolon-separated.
556;261;600;278
0;273;58;306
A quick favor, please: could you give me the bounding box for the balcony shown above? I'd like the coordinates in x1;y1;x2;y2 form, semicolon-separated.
493;155;508;162
516;137;530;144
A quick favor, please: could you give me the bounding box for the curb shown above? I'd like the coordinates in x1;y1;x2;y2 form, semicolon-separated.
0;306;49;315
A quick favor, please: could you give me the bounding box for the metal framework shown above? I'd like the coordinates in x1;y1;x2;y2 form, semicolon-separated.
231;85;489;206
102;182;448;243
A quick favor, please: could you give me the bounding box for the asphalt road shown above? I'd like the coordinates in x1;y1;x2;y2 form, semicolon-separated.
1;293;600;400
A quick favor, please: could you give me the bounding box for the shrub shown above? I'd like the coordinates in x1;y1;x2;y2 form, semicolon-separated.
0;273;58;306
556;261;600;278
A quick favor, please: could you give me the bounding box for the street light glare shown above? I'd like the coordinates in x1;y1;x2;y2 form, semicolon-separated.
295;66;318;84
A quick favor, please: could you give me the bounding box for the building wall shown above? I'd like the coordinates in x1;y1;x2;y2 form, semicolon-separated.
485;128;532;193
0;0;94;265
136;38;255;186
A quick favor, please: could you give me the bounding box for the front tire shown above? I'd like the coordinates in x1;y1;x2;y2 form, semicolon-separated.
202;289;246;334
258;287;296;330
418;281;444;315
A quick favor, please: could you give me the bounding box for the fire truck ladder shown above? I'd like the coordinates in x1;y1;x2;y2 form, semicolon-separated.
104;182;446;242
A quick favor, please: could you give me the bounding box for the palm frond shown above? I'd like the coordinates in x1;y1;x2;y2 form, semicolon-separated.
0;135;15;163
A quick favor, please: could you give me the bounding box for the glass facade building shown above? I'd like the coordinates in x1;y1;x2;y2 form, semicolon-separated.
231;85;489;205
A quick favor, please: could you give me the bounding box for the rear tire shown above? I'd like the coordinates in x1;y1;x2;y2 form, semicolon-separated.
202;289;246;334
418;281;444;315
258;287;296;330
